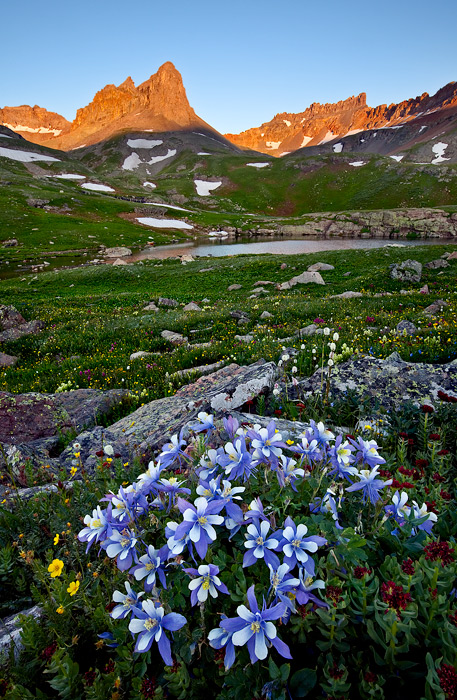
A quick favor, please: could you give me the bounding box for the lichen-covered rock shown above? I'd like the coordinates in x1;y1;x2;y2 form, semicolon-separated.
389;259;422;282
297;353;457;413
58;361;277;472
279;271;325;290
161;330;188;345
396;320;417;335
158;297;179;308
0;352;18;367
425;258;450;269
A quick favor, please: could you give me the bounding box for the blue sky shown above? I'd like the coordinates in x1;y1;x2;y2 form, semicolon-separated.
2;0;456;134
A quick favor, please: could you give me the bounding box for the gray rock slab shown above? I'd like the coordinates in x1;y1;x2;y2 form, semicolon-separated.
0;352;18;367
296;324;318;337
260;311;272;319
234;334;254;343
425;259;450;269
158;297;179;308
330;291;363;299
161;330;188;345
0;605;42;661
0;319;45;343
130;351;156;361
307;262;335;272
183;302;201;311
396;320;417;335
279;271;325;290
228;284;242;291
59;361;277;471
143;302;159;312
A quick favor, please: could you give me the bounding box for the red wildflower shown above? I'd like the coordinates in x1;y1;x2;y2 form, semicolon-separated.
140;678;157;698
429;433;441;441
441;490;452;501
438;449;450;456
437;664;457;699
449;610;457;627
424;541;454;566
354;566;372;579
364;671;378;684
104;659;115;674
415;458;429;469
105;601;116;613
426;500;438;514
381;580;412;615
40;641;58;661
401;559;415;575
326;585;343;604
399;432;409;439
421;405;434;413
83;670;96;687
433;473;446;483
329;664;344;679
379;469;393;479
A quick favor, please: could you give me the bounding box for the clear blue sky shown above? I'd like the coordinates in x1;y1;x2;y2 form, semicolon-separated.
2;0;456;134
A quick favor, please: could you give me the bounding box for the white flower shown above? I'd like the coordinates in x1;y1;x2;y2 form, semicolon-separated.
329;342;336;351
281;354;290;362
273;388;280;396
323;327;330;336
291;366;298;373
333;332;339;341
328;359;334;367
301;344;305;350
104;444;114;456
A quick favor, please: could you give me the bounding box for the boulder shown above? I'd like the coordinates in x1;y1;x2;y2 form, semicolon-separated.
161;330;188;345
425;259;450;269
0;352;18;367
183;302;201;312
396;320;417;335
254;281;275;287
448;251;457;260
129;351;156;362
307;262;335;272
228;284;242;291
112;258;128;266
58;361;277;471
0;320;45;343
280;263;287;270
330;291;363;299
234;334;254;343
0;605;42;661
104;247;132;258
297;324;318;337
279;271;325;290
389;259;422;283
260;311;272;319
1;238;18;247
143;302;159;312
0;305;26;330
423;299;449;316
419;285;429;294
158;297;179;308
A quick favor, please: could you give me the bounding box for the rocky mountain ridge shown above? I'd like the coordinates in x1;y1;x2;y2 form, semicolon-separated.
225;82;457;156
0;62;219;150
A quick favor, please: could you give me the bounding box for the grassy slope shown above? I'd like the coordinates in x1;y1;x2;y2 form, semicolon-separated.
0;243;456;402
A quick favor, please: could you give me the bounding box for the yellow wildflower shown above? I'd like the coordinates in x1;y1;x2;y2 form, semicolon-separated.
67;580;80;596
48;559;64;578
56;606;64;614
70;466;77;477
53;534;60;546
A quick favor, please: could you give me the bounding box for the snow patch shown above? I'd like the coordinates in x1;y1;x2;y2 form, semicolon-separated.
0;134;12;138
145;202;191;212
333;143;343;153
349;161;366;167
318;131;338;145
55;173;86;179
300;135;313;148
283;120;291;127
143;182;156;188
194;180;222;196
419;125;427;133
148;148;176;165
4;123;62;136
127;138;163;148
390;155;404;162
198;152;211;155
246;162;270;168
136;217;193;230
0;146;60;163
266;141;281;150
122;153;142;171
431;142;450;164
81;183;115;192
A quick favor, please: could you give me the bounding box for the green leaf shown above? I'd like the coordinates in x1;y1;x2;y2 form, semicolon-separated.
289;668;318;697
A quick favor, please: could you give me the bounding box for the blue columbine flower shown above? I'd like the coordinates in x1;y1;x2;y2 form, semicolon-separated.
292;435;322;466
174;497;225;559
130;545;167;591
328;435;358;481
190;411;215;434
196;476;222;502
128;600;186;662
345;466;392;505
276;455;305;491
219;436;255;482
296;568;328;609
349;436;386;469
103;527;138;571
218;585;292;664
244;497;269;524
268;563;300;609
243;520;280;568
248;421;287;467
223;415;240;441
136;460;164;495
164;520;192;559
197;448;223;481
278;516;326;575
157;430;188;469
184;564;229;605
208;615;236;670
156;476;191;510
311;489;343;530
306;420;335;447
111;581;144;619
78;504;112;551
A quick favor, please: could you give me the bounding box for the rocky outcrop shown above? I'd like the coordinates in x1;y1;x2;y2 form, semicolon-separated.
0;305;45;343
57;360;277;472
276;208;457;239
0;105;70;141
225;82;457;157
297;352;457;412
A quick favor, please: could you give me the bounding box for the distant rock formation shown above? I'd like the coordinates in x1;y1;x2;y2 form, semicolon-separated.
0;62;217;150
225;82;457;156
